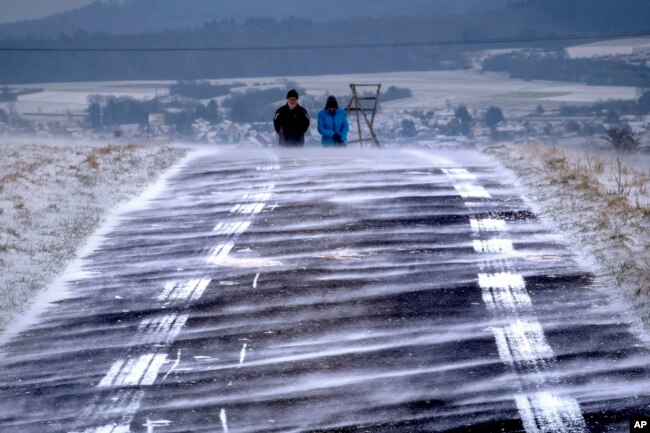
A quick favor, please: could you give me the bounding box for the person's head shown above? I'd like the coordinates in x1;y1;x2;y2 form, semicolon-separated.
325;95;338;112
286;89;299;109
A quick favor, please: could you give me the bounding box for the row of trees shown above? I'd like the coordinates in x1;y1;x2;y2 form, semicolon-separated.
483;52;650;88
169;81;243;99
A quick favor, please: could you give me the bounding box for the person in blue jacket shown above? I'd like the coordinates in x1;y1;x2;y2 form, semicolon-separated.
318;95;349;147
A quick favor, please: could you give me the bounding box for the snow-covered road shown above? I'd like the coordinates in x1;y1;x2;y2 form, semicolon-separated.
0;147;648;432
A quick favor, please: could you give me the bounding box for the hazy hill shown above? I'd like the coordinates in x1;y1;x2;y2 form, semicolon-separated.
1;0;649;84
0;0;508;38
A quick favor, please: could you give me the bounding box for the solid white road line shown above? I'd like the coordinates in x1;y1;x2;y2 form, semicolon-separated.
253;273;260;288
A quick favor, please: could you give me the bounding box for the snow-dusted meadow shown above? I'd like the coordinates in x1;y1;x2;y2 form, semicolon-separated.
0;139;187;333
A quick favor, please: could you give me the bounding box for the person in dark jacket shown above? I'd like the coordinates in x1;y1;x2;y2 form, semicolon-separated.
273;89;310;147
318;95;349;147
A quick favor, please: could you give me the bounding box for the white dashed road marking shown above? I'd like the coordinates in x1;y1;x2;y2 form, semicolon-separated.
207;243;235;265
516;392;587;433
473;239;514;254
98;354;168;388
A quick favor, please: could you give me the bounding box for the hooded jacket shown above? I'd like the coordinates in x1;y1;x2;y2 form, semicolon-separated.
317;108;349;146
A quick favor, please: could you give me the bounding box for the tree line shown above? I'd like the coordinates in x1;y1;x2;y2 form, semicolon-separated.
483;52;650;88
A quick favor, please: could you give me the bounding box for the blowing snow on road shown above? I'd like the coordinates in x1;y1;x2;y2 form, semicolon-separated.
1;147;649;432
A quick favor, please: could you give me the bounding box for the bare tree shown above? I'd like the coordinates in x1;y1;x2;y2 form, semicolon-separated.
603;126;639;153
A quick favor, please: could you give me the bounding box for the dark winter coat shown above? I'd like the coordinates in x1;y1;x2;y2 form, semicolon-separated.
318;108;349;146
273;104;310;146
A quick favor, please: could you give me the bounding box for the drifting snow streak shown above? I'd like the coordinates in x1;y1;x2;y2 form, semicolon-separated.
239;343;247;367
453;183;492;198
470;218;508;233
441;168;477;180
2;150;642;433
83;425;131;433
243;192;272;201
516;393;587;433
220;408;229;433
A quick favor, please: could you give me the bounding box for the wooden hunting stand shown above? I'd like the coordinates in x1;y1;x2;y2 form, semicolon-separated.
345;84;381;147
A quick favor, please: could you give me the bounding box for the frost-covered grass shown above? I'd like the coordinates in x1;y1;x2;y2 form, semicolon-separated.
0;141;187;333
483;142;650;328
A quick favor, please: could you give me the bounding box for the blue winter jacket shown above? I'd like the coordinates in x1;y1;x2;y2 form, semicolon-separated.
317;108;349;146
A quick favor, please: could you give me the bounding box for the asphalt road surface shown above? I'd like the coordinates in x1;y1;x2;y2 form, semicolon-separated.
1;147;649;433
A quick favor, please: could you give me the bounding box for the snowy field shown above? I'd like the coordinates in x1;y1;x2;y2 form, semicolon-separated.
1;70;638;123
566;37;650;58
0;139;188;333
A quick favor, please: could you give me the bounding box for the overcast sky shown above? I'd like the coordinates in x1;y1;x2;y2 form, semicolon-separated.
0;0;94;23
